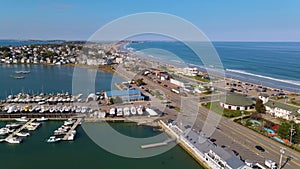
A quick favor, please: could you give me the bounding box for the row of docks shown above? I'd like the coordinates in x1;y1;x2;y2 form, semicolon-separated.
2;104;95;114
0;117;81;144
2;105;160;118
0;118;43;144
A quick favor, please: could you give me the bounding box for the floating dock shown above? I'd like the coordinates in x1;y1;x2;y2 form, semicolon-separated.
5;118;35;141
61;118;81;141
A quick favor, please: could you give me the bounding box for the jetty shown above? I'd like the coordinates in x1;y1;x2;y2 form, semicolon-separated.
141;138;176;149
62;118;81;141
5;118;35;141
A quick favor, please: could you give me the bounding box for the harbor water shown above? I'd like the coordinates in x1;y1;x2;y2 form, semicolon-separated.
0;63;203;169
0;121;202;169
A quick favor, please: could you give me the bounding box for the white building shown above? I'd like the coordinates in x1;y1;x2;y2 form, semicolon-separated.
265;101;299;121
177;67;199;76
258;93;269;104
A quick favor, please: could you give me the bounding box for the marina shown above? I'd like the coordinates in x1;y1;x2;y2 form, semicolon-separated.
4;118;35;144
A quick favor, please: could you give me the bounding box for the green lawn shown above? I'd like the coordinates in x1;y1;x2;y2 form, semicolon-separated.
194;76;211;82
202;102;250;118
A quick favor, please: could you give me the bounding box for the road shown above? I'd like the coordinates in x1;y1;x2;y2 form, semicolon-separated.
116;65;300;169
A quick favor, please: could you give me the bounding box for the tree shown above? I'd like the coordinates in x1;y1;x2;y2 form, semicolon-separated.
114;96;123;104
250;112;262;120
109;98;114;105
277;122;291;141
136;78;145;86
293;124;300;144
255;99;266;114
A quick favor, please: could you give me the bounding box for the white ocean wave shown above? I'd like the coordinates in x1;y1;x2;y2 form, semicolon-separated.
226;69;300;86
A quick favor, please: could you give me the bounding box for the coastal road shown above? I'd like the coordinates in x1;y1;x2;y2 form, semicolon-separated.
116;66;300;169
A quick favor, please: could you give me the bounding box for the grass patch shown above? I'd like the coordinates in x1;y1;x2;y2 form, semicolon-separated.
174;106;181;112
194;76;210;82
288;101;300;106
202;102;250;118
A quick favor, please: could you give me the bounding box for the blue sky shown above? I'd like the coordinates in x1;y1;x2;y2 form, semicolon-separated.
1;0;300;41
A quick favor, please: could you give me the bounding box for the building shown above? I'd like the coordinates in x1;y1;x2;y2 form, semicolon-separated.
104;89;144;102
220;94;254;110
265;101;300;121
183;129;251;169
177;67;199;76
258;93;269;104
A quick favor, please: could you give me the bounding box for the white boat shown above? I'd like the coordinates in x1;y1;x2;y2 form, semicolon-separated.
49;107;55;113
5;137;22;144
137;107;143;115
36;117;49;122
116;108;123;117
67;130;76;141
16;132;30;137
0;128;10;136
15;117;29;122
109;108;116;115
15;70;30;74
6;123;21;128
123;107;130;116
64;119;75;126
47;136;61;143
130;106;137;115
7;105;18;113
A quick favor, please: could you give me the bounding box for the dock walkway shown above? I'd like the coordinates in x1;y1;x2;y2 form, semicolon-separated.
62;118;81;141
141;138;176;149
5;118;35;140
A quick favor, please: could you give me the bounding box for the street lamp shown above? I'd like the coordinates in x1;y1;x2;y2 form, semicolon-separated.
279;147;285;169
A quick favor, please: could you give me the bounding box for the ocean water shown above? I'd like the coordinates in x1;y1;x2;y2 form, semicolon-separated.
0;40;64;46
128;42;300;92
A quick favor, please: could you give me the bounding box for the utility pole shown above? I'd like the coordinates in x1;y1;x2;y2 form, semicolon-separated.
279;147;285;169
290;124;296;143
241;110;244;125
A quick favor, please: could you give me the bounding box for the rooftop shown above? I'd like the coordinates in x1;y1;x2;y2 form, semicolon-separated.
265;101;299;115
223;94;254;106
185;130;246;169
105;89;141;97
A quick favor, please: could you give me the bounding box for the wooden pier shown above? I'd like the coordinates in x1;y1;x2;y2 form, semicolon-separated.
5;118;35;141
62;118;82;141
141;138;176;149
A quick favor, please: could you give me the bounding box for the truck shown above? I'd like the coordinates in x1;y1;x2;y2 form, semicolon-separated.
265;159;277;169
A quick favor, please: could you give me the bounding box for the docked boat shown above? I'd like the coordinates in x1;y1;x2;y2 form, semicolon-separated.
47;136;61;143
67;130;76;141
64;119;75;126
36;117;49;122
5;137;22;144
116;108;123;117
137;107;143;115
6;123;21;128
123;107;130;116
0;128;11;136
7;105;18;113
130;106;137;115
109;108;116;116
15;116;29;122
16;132;30;137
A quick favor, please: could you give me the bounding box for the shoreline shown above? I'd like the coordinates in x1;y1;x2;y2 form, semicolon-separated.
127;43;299;93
